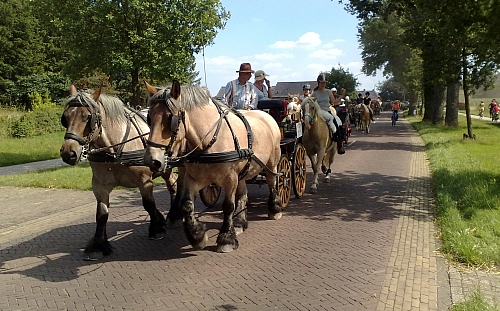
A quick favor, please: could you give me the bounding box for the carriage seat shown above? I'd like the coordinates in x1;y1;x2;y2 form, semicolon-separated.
257;100;285;124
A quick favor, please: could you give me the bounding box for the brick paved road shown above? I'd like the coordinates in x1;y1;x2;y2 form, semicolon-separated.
0;112;444;311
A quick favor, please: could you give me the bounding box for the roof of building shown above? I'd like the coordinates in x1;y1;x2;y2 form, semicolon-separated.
272;81;317;99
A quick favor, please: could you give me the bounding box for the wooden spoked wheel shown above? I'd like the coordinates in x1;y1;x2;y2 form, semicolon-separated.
292;143;307;198
199;184;221;208
276;154;292;208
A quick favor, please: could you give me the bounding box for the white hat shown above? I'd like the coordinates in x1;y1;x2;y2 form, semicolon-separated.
254;70;269;81
345;96;350;101
331;87;337;92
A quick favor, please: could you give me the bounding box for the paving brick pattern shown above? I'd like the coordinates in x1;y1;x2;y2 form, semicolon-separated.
0;112;497;310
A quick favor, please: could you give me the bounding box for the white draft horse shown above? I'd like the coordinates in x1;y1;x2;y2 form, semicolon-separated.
60;86;178;260
143;81;283;253
301;97;337;193
356;102;371;134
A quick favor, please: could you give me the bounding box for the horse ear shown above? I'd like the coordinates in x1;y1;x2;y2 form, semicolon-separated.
170;80;181;100
70;84;77;96
144;81;158;96
92;87;102;102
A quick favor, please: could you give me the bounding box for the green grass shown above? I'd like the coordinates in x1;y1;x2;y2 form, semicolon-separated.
0;131;65;167
408;115;500;267
449;288;499;311
0;162;94;190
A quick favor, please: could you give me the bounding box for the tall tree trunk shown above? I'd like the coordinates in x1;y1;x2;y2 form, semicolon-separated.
131;68;140;107
431;84;445;124
462;47;474;138
445;82;459;127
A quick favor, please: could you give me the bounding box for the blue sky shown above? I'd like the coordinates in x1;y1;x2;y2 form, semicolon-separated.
194;0;385;96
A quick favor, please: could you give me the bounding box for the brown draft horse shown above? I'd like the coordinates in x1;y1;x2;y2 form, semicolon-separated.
356;102;371;134
143;81;283;253
301;97;337;193
60;86;177;260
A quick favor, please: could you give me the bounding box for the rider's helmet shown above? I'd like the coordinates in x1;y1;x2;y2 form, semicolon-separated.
303;84;311;90
331;87;337;92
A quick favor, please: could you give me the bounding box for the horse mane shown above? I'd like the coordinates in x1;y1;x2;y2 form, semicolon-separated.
65;91;127;124
148;85;212;112
302;97;325;122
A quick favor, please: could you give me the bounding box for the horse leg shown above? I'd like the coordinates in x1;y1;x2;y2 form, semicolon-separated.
308;153;320;194
180;174;207;250
265;170;283;220
324;149;335;183
165;167;185;228
233;181;249;234
137;179;166;240
216;180;239;253
84;181;113;260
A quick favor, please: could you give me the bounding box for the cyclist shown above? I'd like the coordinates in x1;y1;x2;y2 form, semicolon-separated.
392;100;401;126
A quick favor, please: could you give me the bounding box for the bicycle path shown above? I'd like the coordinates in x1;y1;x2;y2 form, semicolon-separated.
0;112;498;310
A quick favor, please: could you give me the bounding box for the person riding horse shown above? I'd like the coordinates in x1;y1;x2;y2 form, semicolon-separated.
311;74;346;154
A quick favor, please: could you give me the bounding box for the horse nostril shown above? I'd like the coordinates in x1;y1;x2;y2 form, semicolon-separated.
151;159;163;171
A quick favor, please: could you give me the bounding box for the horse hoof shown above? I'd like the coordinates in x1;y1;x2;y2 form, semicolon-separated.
217;244;235;253
83;251;103;261
310;188;317;194
235;227;244;235
268;212;282;220
193;233;208;250
325;177;331;183
148;234;164;240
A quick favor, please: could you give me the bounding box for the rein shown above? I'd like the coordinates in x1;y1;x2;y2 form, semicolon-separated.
147;92;264;177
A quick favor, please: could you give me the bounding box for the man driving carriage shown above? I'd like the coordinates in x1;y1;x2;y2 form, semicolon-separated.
222;63;258;110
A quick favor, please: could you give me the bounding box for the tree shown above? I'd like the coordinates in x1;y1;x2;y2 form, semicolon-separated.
0;0;47;105
342;0;500;130
321;65;360;96
36;0;230;105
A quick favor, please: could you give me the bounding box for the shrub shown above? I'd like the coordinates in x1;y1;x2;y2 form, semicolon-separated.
9;107;64;138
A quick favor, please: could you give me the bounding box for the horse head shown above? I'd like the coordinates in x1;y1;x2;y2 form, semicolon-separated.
286;101;301;123
301;97;324;131
60;85;104;165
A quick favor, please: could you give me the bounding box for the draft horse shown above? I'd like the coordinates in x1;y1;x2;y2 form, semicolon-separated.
301;97;337;193
356;102;371;134
143;81;283;253
60;85;178;260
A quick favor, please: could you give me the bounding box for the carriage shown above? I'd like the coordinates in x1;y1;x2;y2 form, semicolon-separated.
199;99;307;209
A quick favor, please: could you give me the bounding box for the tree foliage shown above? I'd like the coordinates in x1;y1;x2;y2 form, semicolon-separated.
35;0;230;105
341;0;500;131
321;65;360;96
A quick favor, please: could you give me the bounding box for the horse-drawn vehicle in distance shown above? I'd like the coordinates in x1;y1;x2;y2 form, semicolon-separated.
199;99;307;209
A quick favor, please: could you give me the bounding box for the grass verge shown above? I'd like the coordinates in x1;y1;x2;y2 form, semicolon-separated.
449;287;499;311
0;131;65;167
407;114;500;268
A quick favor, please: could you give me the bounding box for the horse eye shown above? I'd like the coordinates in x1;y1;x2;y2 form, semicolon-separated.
147;115;151;126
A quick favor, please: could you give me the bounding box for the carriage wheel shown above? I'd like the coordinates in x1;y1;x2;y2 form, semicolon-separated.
276;154;292;208
199;184;221;208
292;143;307;198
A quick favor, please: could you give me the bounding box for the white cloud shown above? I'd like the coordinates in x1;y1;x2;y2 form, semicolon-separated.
270;32;322;50
270;40;296;49
310;48;343;59
297;32;321;48
254;53;294;61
